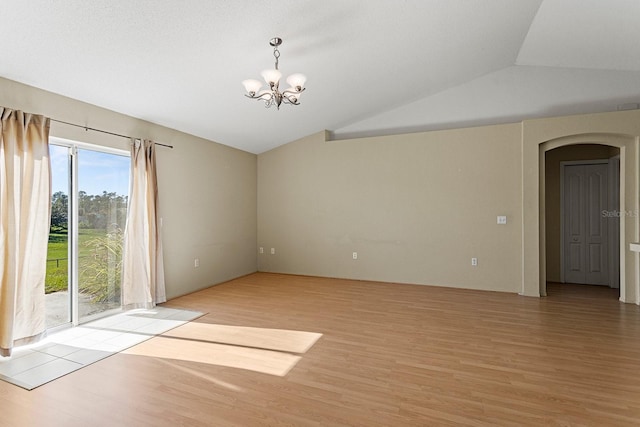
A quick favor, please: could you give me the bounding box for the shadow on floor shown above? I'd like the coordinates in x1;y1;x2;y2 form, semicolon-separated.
546;282;620;301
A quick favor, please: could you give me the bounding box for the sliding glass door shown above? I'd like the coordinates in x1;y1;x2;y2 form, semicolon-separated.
45;139;130;328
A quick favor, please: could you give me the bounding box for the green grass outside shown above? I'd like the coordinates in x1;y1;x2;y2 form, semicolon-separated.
45;228;109;293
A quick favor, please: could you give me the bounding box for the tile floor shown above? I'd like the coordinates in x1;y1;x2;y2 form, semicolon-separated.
0;306;203;390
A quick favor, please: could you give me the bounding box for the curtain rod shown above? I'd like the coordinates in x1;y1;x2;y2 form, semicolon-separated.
50;118;174;149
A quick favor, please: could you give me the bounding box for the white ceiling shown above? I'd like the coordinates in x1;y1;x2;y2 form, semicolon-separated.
1;0;639;154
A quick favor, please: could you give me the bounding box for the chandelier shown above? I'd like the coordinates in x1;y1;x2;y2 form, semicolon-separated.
242;37;306;109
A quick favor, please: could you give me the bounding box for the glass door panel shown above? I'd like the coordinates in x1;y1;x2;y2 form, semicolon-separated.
46;140;130;328
45;145;71;328
77;148;130;322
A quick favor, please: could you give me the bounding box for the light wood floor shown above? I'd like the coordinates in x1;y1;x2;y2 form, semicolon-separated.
2;273;640;426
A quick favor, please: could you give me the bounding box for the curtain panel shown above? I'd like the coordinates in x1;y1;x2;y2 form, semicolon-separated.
0;108;51;357
122;139;166;309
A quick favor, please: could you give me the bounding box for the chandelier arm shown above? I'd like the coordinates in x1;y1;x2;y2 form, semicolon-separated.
244;93;274;101
282;87;306;95
281;94;300;105
264;97;275;108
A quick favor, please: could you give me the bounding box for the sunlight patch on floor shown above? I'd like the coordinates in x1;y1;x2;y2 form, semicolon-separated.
0;307;203;390
122;323;323;377
163;322;322;353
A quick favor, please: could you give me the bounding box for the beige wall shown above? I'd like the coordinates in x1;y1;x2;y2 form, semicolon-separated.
258;126;524;293
260;109;640;303
1;77;257;299
545;144;619;282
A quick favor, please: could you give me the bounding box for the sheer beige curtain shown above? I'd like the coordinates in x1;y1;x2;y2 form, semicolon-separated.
122;139;166;308
0;108;51;357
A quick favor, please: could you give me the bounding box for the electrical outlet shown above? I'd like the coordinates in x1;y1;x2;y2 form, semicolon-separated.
271;248;275;255
194;258;200;268
471;257;478;266
352;252;358;260
259;247;264;254
497;215;507;225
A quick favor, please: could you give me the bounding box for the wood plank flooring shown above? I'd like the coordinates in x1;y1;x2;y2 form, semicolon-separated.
1;273;640;426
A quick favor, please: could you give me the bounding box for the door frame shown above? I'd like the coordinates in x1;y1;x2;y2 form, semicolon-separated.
49;136;129;327
559;159;619;286
535;134;634;302
608;155;621;289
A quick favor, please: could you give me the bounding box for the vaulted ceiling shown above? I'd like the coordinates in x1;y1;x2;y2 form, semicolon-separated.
1;0;639;154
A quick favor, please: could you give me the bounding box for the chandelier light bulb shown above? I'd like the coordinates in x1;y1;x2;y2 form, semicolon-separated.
241;79;263;96
286;73;307;91
261;69;282;86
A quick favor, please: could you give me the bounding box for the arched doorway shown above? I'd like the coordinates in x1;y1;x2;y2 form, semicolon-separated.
544;143;620;298
538;133;635;300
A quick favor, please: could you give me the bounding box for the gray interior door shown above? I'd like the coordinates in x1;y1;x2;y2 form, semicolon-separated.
563;163;609;285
